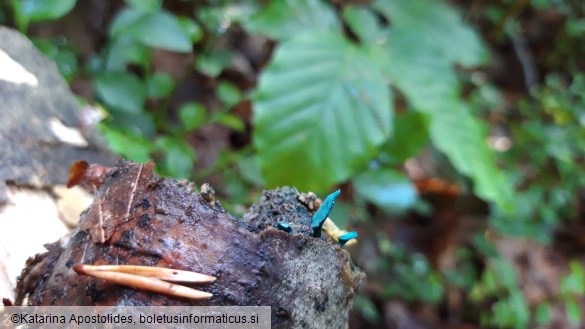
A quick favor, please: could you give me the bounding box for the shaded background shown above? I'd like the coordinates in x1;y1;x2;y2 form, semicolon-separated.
1;0;584;328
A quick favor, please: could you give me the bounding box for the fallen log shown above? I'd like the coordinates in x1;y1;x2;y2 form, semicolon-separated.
15;160;364;329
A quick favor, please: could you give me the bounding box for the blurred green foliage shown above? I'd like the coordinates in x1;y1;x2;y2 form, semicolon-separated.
5;0;585;327
489;75;585;243
6;0;515;211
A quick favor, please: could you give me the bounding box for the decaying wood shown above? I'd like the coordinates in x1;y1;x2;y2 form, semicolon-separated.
15;160;364;329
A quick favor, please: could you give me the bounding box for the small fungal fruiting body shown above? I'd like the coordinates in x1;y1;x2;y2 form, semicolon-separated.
310;190;358;246
322;218;358;247
311;189;341;237
337;232;358;247
73;264;216;300
276;222;293;234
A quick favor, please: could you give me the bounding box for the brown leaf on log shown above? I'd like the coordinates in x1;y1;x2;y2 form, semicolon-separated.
16;160;364;329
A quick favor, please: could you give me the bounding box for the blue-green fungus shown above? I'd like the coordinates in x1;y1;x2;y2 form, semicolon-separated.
311;189;341;237
338;232;358;247
276;221;292;234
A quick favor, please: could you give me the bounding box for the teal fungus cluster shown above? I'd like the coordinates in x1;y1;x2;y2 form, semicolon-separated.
274;189;358;247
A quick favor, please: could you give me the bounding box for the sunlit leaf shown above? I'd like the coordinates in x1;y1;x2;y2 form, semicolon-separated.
374;0;513;211
95;72;146;114
343;6;386;45
99;125;152;162
156;137;196;179
147;72;175;99
178;16;203;43
213;113;245;132
179;102;207;130
217;82;241;108
354;169;417;212
110;9;192;53
245;0;340;40
21;0;77;22
253;31;392;192
374;0;487;66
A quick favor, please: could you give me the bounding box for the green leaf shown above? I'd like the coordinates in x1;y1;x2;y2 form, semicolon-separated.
535;302;552;325
109;8;143;36
343;6;386;45
253;32;392;192
95;72;147;114
245;0;340;41
373;0;513;211
33;38;78;82
156;137;196;179
561;261;585;295
238;156;266;186
353;169;417;212
566;297;581;326
105;35;151;72
124;0;161;13
491;291;530;328
21;0;76;22
354;295;381;323
110;9;192;53
217;82;241;108
99;125;152;162
380;112;428;164
10;0;26;31
147;72;175;99
179;102;207;130
195;50;232;77
373;0;487;66
212;113;245;132
178;16;203;43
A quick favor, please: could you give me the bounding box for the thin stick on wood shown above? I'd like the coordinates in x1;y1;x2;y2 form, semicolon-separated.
124;163;144;221
93;185;105;243
76;264;216;283
73;265;213;300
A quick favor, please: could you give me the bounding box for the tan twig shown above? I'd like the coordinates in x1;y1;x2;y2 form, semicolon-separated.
77;265;216;283
74;264;213;300
124;163;144;222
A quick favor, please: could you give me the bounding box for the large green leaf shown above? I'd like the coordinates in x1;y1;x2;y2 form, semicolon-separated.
374;0;513;210
343;6;386;46
21;0;77;22
380;111;429;164
110;9;192;53
245;0;340;41
373;0;487;66
253;32;392;192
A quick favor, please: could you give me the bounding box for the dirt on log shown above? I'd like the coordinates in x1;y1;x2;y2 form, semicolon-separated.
15;160;364;329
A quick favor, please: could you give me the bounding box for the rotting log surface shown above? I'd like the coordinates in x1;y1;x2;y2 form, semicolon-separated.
15;161;364;329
